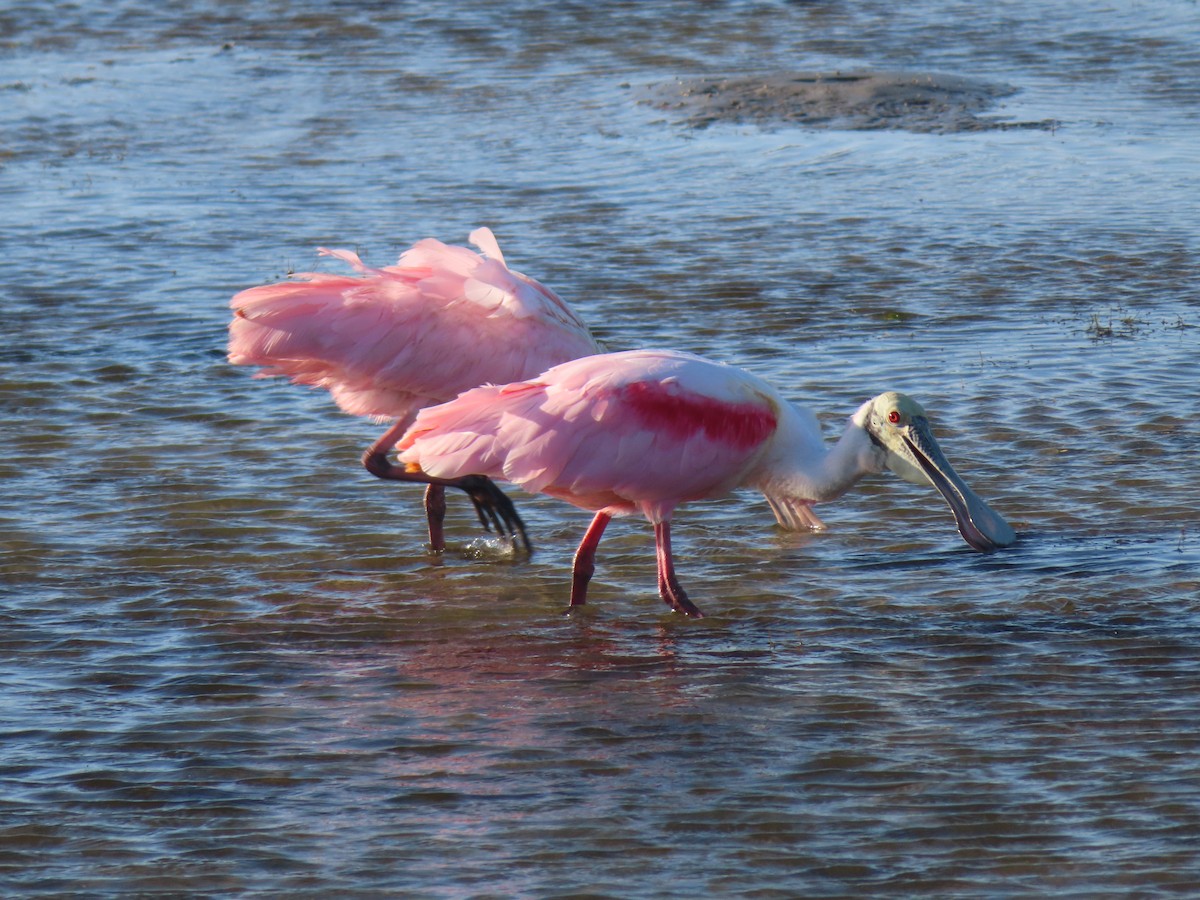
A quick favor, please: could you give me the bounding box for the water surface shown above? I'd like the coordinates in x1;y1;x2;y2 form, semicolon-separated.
3;1;1199;896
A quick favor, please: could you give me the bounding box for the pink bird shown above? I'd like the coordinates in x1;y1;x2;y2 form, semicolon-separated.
397;349;1016;617
228;227;601;550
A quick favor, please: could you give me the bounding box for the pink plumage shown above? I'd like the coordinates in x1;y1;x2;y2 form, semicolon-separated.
228;228;601;550
401;350;787;523
399;349;1016;617
229;227;599;424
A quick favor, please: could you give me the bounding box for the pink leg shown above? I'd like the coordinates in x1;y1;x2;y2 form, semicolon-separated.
366;420;412;461
569;512;611;609
654;521;704;618
424;484;447;552
366;420;447;551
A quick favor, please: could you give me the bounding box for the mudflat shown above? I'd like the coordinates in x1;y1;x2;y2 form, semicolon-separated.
641;71;1057;133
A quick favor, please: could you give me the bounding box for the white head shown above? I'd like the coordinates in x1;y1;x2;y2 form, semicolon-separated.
856;392;1016;551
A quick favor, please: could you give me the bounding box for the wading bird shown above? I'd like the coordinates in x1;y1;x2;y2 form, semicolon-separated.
396;349;1016;617
228;228;600;550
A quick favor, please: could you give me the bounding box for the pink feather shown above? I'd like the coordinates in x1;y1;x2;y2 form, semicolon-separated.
228;228;600;425
399;350;784;524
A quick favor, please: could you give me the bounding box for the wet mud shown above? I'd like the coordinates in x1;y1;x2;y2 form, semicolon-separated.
641;70;1058;133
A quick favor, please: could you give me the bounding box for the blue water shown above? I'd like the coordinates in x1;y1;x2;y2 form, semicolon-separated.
3;1;1199;896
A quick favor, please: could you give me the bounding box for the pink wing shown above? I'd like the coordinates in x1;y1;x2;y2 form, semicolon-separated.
399;350;782;523
228;228;599;423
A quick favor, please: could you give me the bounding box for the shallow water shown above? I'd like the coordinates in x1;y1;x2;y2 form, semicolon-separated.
3;1;1200;896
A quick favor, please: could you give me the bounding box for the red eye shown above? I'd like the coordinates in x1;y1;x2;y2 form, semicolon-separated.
888;410;901;424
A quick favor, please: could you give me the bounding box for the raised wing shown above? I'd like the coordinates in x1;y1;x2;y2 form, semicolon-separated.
228;229;598;422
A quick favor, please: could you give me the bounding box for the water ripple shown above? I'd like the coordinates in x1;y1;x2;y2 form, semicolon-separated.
3;0;1200;895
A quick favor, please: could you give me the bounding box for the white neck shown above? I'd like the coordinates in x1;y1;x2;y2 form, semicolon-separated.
811;417;887;501
751;400;887;517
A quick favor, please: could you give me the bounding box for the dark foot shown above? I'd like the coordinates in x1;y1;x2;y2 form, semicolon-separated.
458;475;531;553
660;579;705;618
362;450;531;553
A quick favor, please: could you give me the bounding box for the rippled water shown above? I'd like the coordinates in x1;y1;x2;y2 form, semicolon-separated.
3;1;1200;895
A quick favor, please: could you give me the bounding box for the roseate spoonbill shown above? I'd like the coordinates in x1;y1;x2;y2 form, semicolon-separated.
228;227;600;550
397;349;1016;617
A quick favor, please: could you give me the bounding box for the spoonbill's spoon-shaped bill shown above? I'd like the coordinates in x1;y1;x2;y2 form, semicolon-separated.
862;391;1016;553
